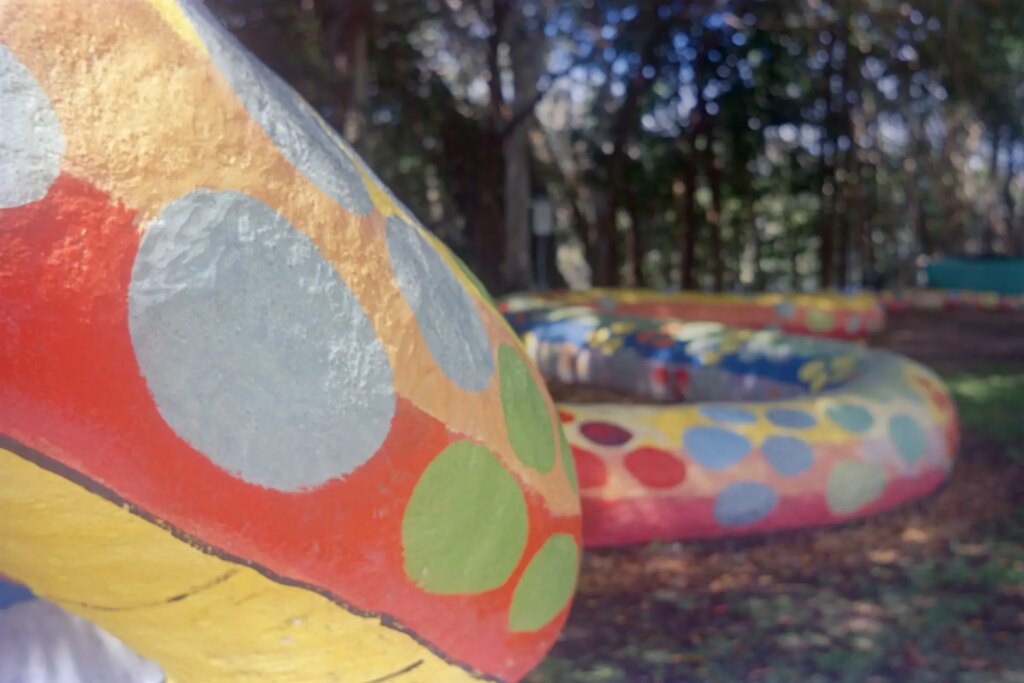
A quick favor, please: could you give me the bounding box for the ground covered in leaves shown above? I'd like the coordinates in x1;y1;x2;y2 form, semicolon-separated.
527;309;1024;683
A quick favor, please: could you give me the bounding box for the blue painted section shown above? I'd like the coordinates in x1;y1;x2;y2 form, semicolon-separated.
505;308;857;394
762;436;814;475
714;482;778;526
0;579;34;610
700;405;757;424
683;426;752;470
765;408;817;429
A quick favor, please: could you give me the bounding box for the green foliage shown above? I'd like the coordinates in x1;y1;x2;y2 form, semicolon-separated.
943;367;1024;459
209;1;1024;290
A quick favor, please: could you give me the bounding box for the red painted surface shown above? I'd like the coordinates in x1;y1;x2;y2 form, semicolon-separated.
579;421;633;447
0;175;574;681
572;448;609;490
623;448;687;489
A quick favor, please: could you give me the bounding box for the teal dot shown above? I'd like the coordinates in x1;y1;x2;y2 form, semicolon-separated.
806;309;837;333
826;404;874;434
776;303;797;320
683;426;752;470
700;405;757;424
766;408;816;429
714;482;778;526
889;414;927;464
762;436;814;475
827;460;888;514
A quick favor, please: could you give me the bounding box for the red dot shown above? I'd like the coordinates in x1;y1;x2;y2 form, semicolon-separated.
557;410;574;423
580;421;633;446
624;447;687;488
651;366;669;385
573;448;609;488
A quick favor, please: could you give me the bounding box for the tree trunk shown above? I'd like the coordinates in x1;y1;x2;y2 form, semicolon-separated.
701;136;725;292
625;188;645;287
818;162;836;289
318;0;371;144
1003;135;1019;255
475;127;507;294
677;159;701;290
501;13;545;292
817;22;838;290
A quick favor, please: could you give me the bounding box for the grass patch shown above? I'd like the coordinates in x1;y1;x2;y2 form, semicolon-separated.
942;366;1024;459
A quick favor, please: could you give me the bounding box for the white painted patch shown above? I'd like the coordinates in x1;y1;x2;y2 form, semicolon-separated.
129;189;395;491
386;216;494;392
0;42;64;208
179;1;373;215
0;599;163;683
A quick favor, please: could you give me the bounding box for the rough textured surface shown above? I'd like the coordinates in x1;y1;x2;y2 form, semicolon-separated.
129;189;395;490
181;0;373;215
0;42;63;208
386;215;495;392
0;1;580;681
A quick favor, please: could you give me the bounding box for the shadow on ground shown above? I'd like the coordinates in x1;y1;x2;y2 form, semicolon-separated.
527;310;1024;683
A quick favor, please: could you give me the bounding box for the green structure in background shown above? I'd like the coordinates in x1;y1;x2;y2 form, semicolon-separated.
927;257;1024;295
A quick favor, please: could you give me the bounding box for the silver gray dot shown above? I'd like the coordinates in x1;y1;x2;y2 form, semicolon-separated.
385;216;494;392
0;42;64;208
181;2;373;215
129;189;395;490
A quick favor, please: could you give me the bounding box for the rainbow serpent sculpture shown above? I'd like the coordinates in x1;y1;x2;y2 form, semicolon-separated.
0;1;581;681
503;302;959;547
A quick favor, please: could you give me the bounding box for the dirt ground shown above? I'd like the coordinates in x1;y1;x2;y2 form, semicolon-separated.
527;309;1024;683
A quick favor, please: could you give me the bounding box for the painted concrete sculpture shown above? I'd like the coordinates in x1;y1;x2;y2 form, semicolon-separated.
501;289;886;340
505;306;958;547
0;1;580;681
883;289;1024;312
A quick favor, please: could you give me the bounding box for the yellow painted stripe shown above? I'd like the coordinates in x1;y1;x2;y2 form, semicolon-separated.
0;446;481;683
139;0;206;53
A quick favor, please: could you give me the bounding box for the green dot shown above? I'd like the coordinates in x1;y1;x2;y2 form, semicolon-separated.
402;441;527;594
508;534;580;632
559;426;578;494
806;309;836;333
826;403;875;434
889;414;927;463
827;460;888;514
499;344;556;473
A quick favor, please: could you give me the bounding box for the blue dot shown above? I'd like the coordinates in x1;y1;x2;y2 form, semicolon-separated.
766;408;817;429
0;579;34;610
762;436;814;476
683;426;752;470
776;303;797;320
889;414;927;463
844;315;862;334
714;482;778;526
700;405;757;424
827;404;874;434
